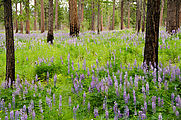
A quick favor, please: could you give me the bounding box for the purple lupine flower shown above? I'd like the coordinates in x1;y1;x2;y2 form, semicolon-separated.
144;101;147;112
105;110;109;119
69;96;71;107
158;113;162;120
8;103;11;111
15;111;19;120
125;105;129;118
94;108;99;118
176;111;179;116
32;110;35;120
23;105;26;112
173;106;176;113
158;97;161;106
10;111;14;120
171;93;175;100
146;82;149;94
88;102;90;112
53;94;56;105
47;72;49;84
152;102;156;113
83;92;86;105
113;101;118;115
54;74;57;87
59;95;62;112
5;116;8;120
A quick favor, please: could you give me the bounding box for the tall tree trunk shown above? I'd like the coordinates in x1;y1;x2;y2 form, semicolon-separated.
34;0;37;31
166;0;180;34
120;0;124;30
78;0;82;32
112;0;115;30
160;0;164;26
101;8;103;31
142;0;146;32
4;0;15;86
47;0;54;44
45;7;48;30
20;2;23;33
81;0;84;30
97;0;100;34
25;0;30;34
91;0;95;31
136;0;141;33
180;6;181;26
41;0;45;33
144;0;160;68
127;0;130;29
69;0;79;36
55;0;58;30
15;2;18;33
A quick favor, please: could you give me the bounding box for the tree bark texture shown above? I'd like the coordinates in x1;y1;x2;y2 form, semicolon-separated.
160;0;164;26
127;0;130;29
47;0;54;44
97;0;100;34
142;0;146;32
41;0;45;33
121;0;124;30
15;2;18;33
136;0;141;33
166;0;180;34
112;0;115;30
78;0;82;32
69;0;79;36
55;0;58;30
20;2;23;33
91;0;95;31
101;8;103;31
81;0;84;30
34;0;37;31
25;0;30;34
4;0;15;86
144;0;160;68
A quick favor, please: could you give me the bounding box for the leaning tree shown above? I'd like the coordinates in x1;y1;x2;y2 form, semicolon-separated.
4;0;15;87
144;0;160;69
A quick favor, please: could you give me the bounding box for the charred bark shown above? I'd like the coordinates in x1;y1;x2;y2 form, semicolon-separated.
47;0;54;44
4;0;15;87
144;0;160;69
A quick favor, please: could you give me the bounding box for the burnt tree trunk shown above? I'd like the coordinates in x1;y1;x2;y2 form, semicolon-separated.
55;0;58;30
34;0;37;31
25;0;30;34
142;0;146;32
136;0;141;33
112;0;115;30
160;0;164;26
127;0;130;29
121;0;124;30
41;0;45;33
144;0;160;68
166;0;180;34
47;0;54;44
69;0;79;36
91;0;95;31
97;0;100;34
15;2;18;33
4;0;15;86
20;2;23;33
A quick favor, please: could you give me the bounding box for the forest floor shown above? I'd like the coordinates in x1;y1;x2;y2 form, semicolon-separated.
0;29;181;119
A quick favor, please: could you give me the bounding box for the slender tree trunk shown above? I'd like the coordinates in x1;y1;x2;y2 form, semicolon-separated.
127;0;130;29
97;0;100;34
25;0;30;34
78;0;81;32
144;0;160;68
120;0;124;30
81;0;84;30
101;8;103;31
41;0;45;33
69;0;79;36
4;0;15;86
20;2;23;33
160;0;164;26
55;0;58;30
91;0;95;31
142;0;146;32
47;0;54;44
136;0;141;33
112;0;115;30
45;8;48;30
15;2;18;33
180;6;181;25
166;0;180;34
34;0;37;31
